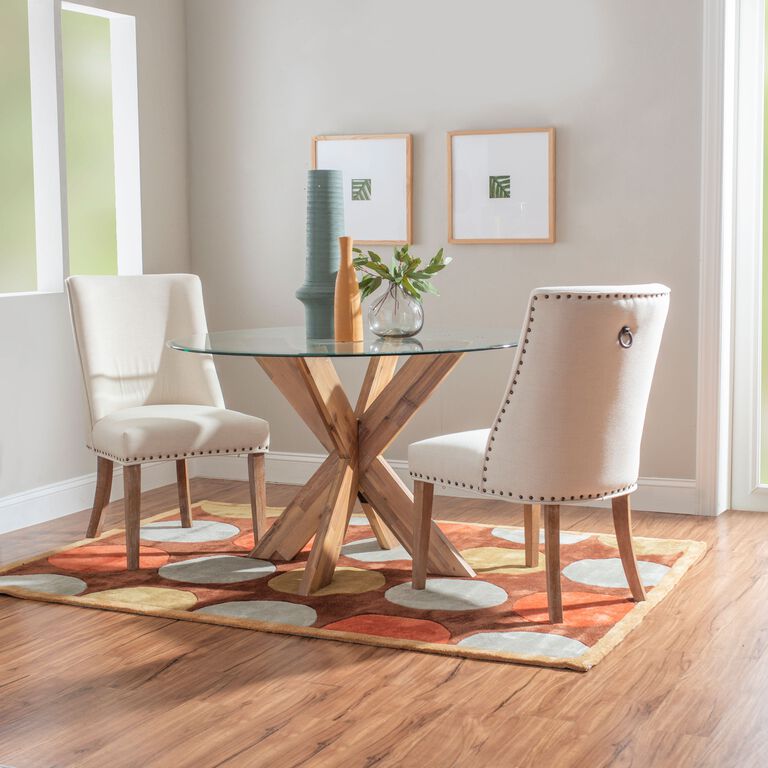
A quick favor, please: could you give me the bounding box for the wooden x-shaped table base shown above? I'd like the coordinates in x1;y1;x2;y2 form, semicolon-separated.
251;353;475;595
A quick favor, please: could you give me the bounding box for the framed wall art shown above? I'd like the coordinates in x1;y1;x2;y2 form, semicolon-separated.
312;133;413;244
448;128;555;244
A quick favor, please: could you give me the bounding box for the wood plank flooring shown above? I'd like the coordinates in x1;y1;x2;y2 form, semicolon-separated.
0;479;766;767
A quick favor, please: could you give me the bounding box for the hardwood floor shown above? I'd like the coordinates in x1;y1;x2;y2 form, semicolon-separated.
0;479;766;767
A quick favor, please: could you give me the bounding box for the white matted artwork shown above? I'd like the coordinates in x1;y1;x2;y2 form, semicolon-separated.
448;128;555;244
312;134;412;244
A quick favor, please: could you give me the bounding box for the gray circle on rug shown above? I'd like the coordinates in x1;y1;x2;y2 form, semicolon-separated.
459;631;589;658
195;600;317;626
0;573;87;596
140;520;240;543
384;578;508;612
159;555;276;584
491;527;591;546
348;515;369;526
341;537;411;563
563;557;670;588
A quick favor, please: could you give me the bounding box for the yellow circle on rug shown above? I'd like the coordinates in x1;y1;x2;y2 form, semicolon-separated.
596;534;684;556
268;567;385;596
79;586;198;611
460;546;545;575
200;501;284;519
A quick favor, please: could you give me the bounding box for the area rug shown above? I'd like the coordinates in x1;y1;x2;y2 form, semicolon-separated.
0;501;706;671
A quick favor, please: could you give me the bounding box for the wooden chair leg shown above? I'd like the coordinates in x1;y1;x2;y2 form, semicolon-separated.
248;453;267;543
176;459;193;528
412;480;435;589
543;504;563;623
612;494;647;602
86;457;113;538
524;503;541;567
123;464;142;570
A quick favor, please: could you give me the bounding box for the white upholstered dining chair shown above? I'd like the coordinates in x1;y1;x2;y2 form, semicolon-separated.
408;284;670;623
66;274;270;570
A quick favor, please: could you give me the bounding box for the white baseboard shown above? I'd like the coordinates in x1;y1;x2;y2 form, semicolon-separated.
0;452;699;537
191;452;699;516
0;462;177;536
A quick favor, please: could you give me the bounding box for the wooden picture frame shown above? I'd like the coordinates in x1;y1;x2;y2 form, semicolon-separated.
312;133;413;245
447;128;556;244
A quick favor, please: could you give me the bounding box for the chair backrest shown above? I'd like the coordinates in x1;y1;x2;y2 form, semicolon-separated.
66;274;225;426
482;285;670;503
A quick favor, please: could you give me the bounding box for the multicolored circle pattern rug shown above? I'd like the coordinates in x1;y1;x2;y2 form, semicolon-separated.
0;503;706;671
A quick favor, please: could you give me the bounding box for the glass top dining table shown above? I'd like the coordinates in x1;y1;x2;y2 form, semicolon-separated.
168;326;518;358
168;325;519;596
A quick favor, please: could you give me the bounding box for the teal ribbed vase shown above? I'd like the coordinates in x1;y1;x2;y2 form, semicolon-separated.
296;169;345;339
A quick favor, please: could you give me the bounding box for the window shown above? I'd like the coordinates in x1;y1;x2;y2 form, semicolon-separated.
62;3;142;277
0;0;141;296
62;7;118;276
0;0;38;293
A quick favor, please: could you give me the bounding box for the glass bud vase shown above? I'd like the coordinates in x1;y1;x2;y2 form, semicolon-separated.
368;284;424;338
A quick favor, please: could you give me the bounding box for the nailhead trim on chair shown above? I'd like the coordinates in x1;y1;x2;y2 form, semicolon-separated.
408;470;638;502
409;289;668;501
87;444;270;464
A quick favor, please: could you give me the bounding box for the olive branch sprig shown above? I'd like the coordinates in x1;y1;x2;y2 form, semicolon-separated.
353;245;451;302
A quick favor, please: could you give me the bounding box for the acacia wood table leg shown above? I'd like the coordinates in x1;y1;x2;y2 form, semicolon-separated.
253;352;472;593
361;457;475;578
299;459;357;595
358;353;464;469
252;452;341;560
524;503;541;567
354;357;399;548
355;356;398;416
360;495;398;550
256;358;337;452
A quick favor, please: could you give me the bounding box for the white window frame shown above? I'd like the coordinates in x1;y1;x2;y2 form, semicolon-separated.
27;0;67;294
696;0;737;516
1;0;142;298
62;2;142;277
731;0;768;511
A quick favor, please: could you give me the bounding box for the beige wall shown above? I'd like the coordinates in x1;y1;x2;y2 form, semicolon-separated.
0;0;190;499
185;0;702;479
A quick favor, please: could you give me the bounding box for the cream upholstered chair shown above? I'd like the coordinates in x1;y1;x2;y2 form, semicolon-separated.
66;274;270;570
409;284;670;623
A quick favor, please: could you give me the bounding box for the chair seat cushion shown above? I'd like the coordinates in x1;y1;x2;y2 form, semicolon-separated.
90;404;269;463
408;428;489;493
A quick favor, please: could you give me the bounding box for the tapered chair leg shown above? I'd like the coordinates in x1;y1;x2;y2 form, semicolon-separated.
543;504;563;623
87;457;114;538
412;480;435;589
524;503;541;567
123;464;142;570
248;453;267;543
612;494;647;602
176;459;193;528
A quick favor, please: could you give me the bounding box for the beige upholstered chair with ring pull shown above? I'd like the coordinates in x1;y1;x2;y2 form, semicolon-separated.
408;284;670;623
66;274;270;570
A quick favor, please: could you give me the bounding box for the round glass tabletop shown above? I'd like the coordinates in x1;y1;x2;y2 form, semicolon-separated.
169;326;519;358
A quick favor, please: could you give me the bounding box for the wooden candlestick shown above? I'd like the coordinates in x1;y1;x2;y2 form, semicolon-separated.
334;236;364;342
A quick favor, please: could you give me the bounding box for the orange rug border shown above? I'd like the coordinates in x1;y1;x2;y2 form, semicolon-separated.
0;504;708;672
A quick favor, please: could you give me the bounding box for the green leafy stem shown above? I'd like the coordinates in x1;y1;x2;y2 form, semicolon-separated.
353;245;452;306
